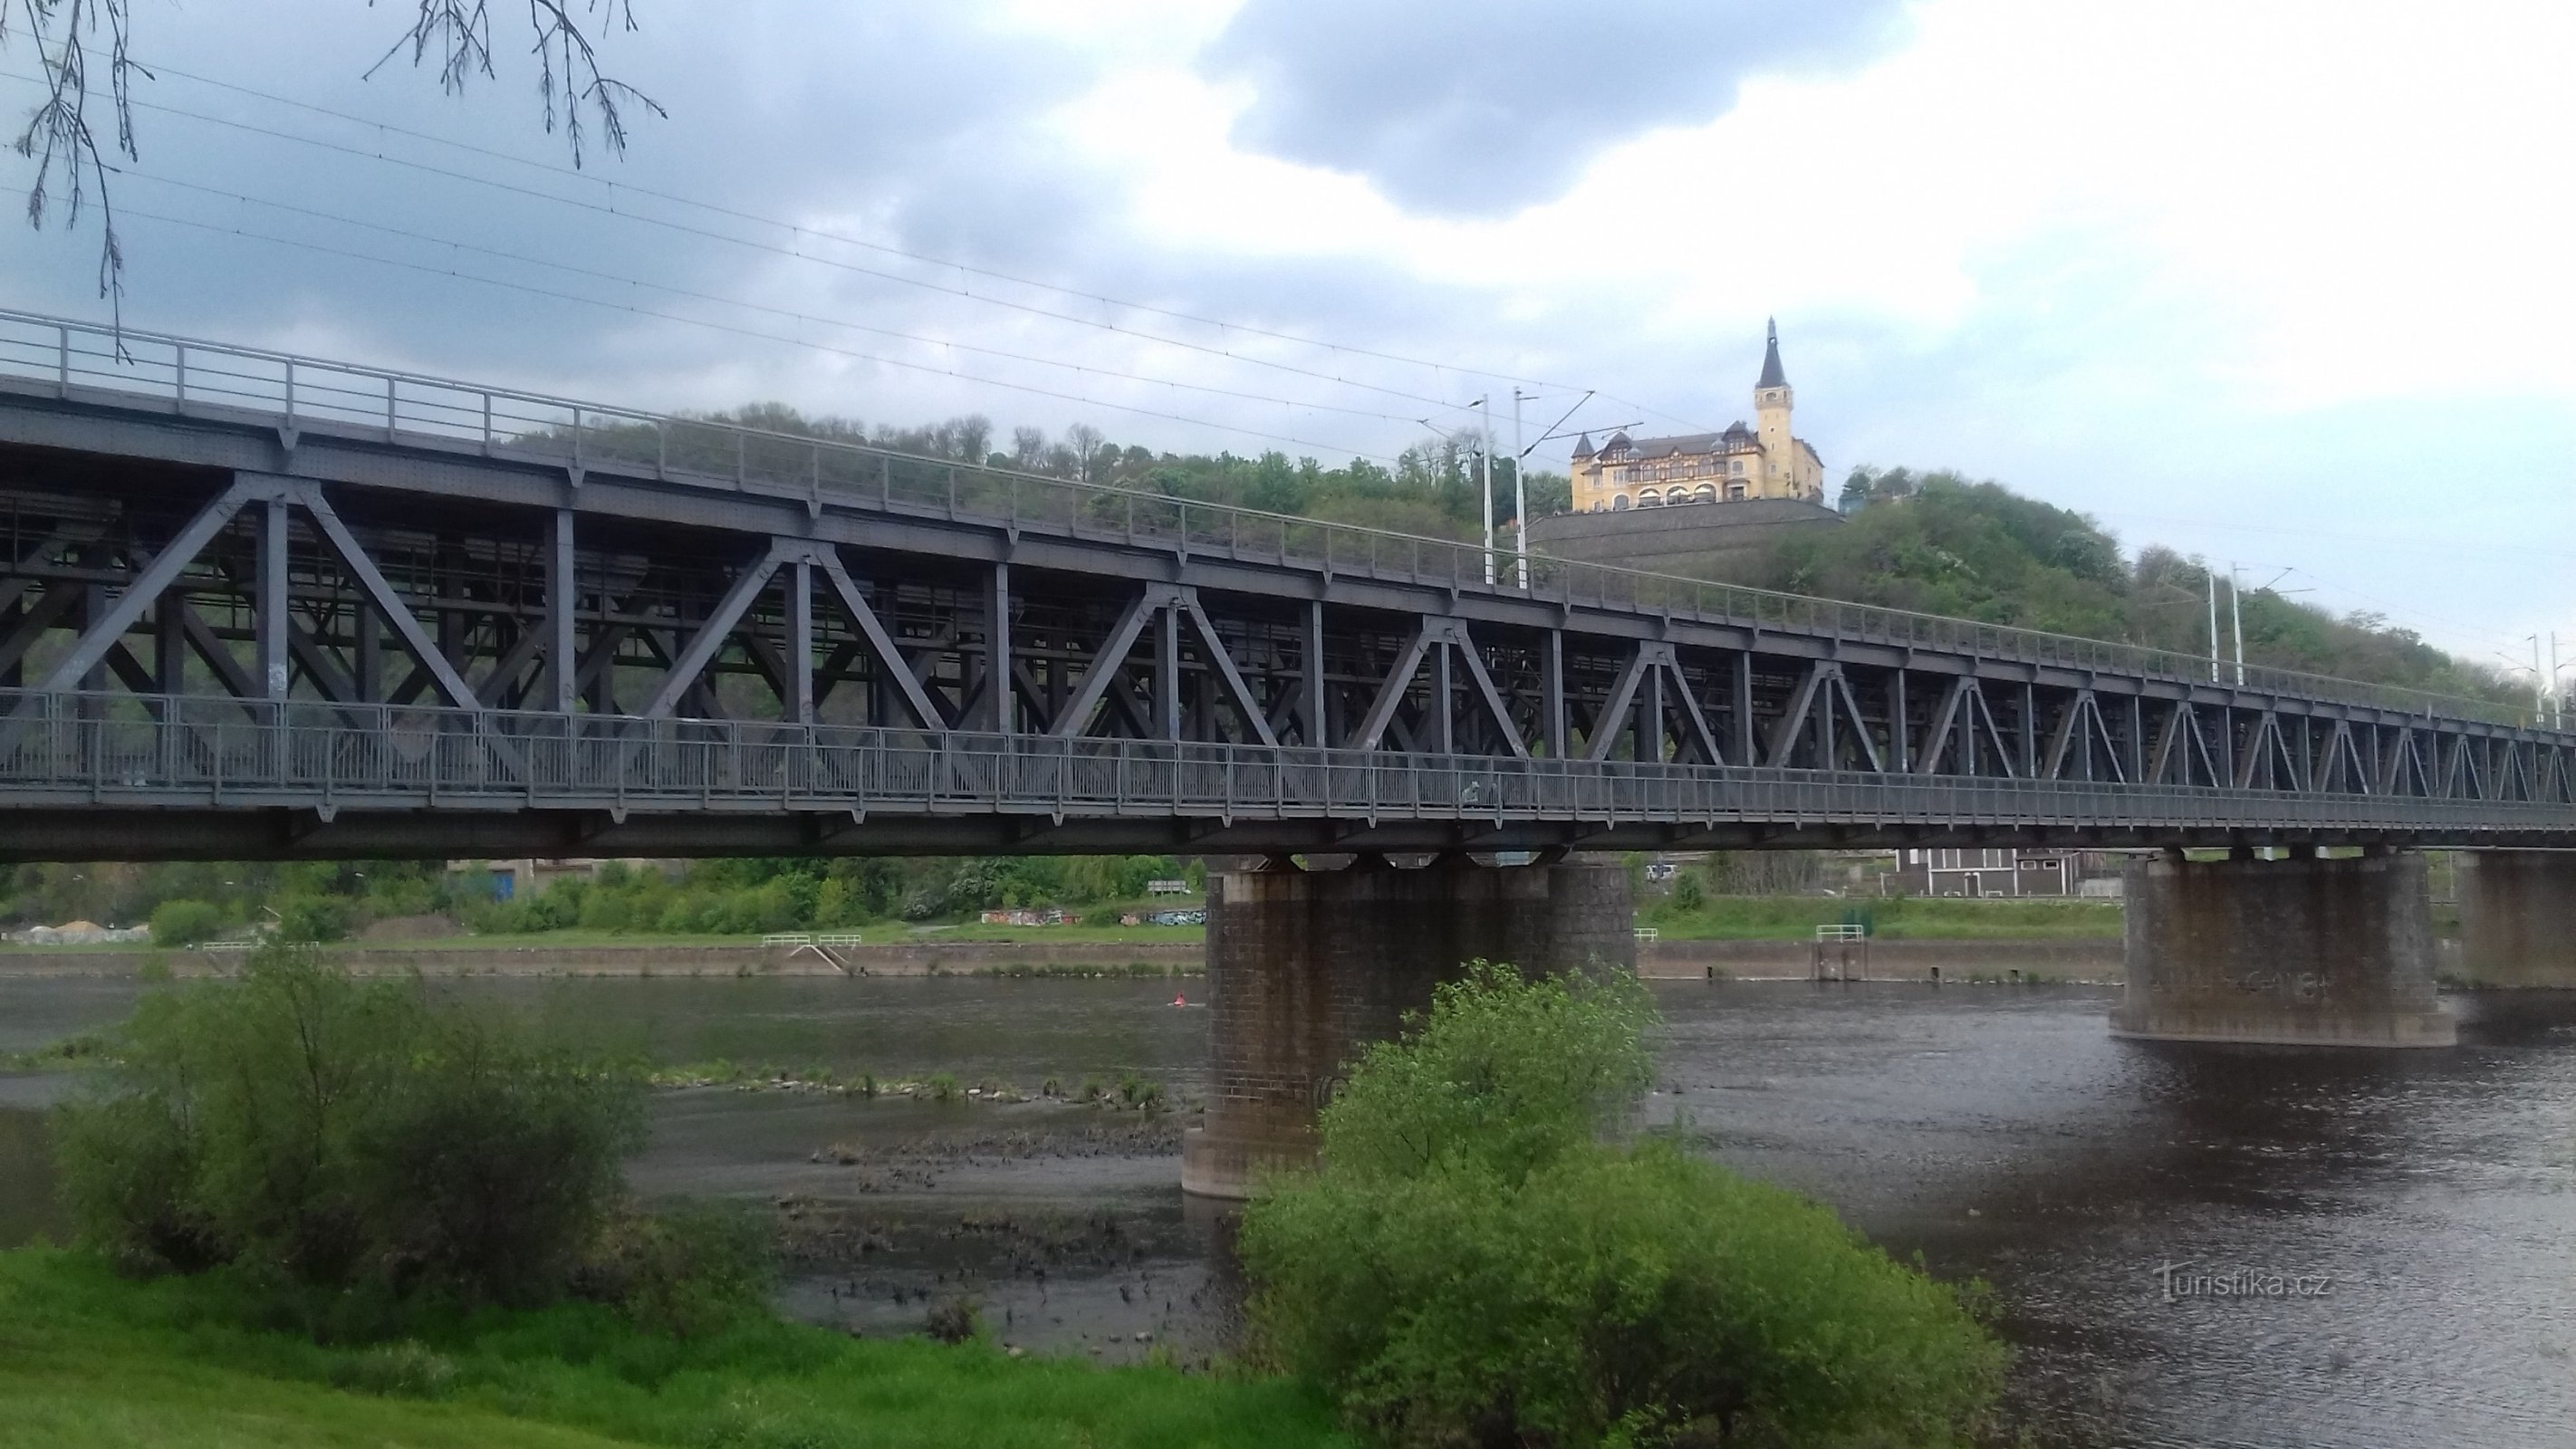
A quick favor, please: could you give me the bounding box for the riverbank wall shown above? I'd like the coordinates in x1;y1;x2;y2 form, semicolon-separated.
0;939;1208;979
0;936;2129;983
1636;937;2125;983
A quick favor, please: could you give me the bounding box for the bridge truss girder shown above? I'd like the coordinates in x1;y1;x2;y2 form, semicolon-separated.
1;369;2572;857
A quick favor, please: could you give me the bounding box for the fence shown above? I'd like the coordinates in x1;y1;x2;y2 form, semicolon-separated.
4;689;2572;840
0;307;2552;732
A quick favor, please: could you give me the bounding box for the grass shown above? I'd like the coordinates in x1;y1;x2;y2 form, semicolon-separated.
1645;893;2123;941
0;926;1209;958
0;1249;1350;1449
382;931;764;951
900;924;1205;945
0;1031;110;1073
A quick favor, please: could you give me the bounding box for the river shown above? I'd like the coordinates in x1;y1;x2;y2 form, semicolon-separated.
4;971;2571;1448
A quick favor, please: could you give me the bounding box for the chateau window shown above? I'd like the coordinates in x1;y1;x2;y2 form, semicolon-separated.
1729;459;1744;475
1694;484;1716;503
1611;494;1629;511
1638;489;1661;506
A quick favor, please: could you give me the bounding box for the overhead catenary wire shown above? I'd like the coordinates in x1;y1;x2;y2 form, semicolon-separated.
109;206;1413;465
130;59;1666;416
109;168;1442;429
0;68;1495;422
7;62;1732;442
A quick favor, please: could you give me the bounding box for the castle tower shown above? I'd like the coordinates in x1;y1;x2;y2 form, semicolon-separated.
1754;318;1793;494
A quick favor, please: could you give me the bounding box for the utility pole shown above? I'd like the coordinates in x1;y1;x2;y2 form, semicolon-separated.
2533;635;2547;725
2228;562;2247;686
1511;388;1529;590
2206;570;2220;682
2552;631;2564;728
1478;393;1495;586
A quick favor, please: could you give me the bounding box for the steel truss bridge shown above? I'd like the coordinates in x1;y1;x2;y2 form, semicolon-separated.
0;309;2571;861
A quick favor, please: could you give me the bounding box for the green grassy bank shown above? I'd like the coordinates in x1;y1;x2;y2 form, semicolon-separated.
0;1251;1349;1449
1647;894;2123;941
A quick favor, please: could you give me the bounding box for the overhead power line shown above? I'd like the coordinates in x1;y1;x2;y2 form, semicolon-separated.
111;206;1411;465
24;62;1728;442
135;58;1620;404
114;169;1441;428
0;68;1485;420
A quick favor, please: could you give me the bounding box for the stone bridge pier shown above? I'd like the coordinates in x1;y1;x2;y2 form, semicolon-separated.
2110;848;2454;1047
2456;850;2576;987
1180;854;1635;1200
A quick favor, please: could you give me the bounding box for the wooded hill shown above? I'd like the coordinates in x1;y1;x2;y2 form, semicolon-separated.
701;406;2508;706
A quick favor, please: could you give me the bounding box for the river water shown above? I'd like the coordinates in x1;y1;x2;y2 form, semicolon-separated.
4;971;2571;1448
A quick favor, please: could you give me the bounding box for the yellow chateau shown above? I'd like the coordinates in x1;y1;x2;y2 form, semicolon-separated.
1570;321;1826;512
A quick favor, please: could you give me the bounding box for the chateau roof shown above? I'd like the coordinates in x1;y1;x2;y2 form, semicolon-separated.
1757;317;1789;389
1571;431;1595;459
1593;423;1758;461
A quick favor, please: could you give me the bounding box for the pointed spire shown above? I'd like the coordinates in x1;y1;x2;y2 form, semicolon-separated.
1572;431;1596;459
1757;317;1789;390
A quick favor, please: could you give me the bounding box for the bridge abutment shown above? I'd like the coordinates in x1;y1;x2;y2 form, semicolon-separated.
1179;855;1634;1200
2456;850;2576;988
2110;848;2454;1047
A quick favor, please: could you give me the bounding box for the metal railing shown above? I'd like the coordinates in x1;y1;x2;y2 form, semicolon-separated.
4;690;2570;840
0;309;2553;736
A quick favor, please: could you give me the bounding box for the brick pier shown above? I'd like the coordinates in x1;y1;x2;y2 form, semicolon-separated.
1180;855;1635;1199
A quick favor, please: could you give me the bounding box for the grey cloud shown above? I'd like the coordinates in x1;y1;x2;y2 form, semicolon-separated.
1203;0;1910;216
0;0;1098;382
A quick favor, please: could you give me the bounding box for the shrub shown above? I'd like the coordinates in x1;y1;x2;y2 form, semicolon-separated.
572;1204;774;1339
923;1296;981;1345
148;898;226;949
273;894;353;944
52;943;646;1301
1117;1071;1166;1113
326;1340;459;1398
1239;962;2004;1448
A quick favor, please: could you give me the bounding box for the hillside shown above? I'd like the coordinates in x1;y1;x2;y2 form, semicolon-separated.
1736;468;2509;701
692;407;2507;705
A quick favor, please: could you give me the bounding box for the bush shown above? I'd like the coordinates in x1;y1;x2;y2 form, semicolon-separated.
572;1204;773;1339
922;1296;981;1345
1239;962;2004;1447
273;894;353;944
148;898;226;949
53;943;646;1301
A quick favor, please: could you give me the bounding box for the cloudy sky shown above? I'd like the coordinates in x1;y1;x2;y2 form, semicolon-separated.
2;0;2570;673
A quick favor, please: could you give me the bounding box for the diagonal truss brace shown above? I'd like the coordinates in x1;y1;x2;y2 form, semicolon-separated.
1587;642;1720;764
36;473;477;708
1048;584;1280;745
1353;618;1525;757
639;539;947;727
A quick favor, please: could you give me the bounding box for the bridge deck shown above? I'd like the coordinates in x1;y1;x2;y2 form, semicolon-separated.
0;310;2569;859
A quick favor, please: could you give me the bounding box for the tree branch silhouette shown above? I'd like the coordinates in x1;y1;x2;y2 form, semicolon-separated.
5;0;662;341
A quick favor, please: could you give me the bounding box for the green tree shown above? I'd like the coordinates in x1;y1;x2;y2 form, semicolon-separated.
53;944;645;1299
147;898;225;949
1239;962;2004;1447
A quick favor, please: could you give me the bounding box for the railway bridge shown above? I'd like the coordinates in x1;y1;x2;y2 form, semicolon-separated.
3;310;2571;1194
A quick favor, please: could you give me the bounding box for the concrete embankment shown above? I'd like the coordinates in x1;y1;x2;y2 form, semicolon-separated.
0;939;1205;979
0;936;2123;982
1638;937;2124;984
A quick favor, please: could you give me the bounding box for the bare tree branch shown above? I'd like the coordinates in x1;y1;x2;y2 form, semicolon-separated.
5;0;660;335
9;0;145;337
